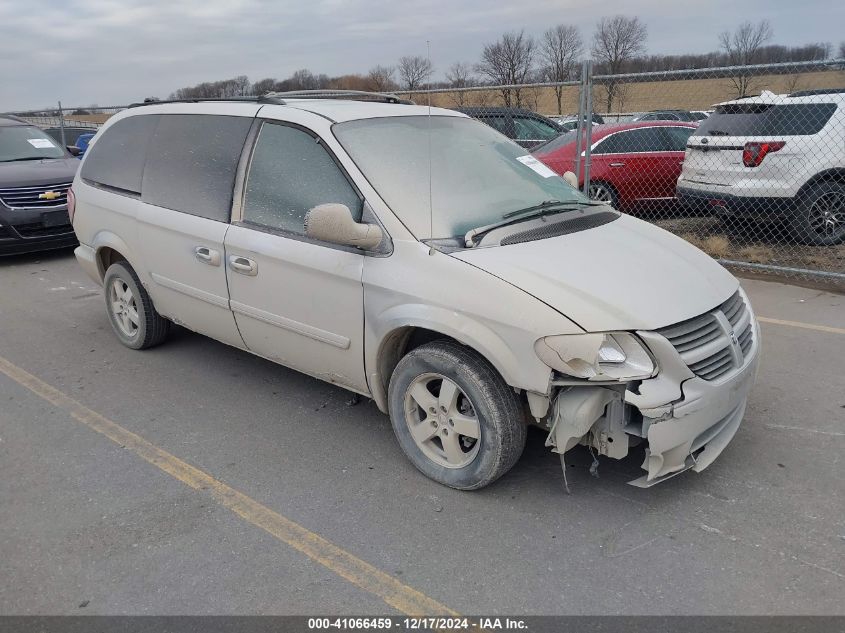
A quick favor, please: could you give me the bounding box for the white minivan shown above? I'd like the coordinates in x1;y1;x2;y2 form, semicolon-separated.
71;92;759;490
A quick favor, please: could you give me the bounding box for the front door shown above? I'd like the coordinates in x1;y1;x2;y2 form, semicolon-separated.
224;120;369;393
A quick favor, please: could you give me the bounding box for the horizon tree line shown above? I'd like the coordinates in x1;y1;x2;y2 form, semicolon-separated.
162;18;842;112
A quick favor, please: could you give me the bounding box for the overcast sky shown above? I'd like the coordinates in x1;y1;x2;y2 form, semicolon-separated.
1;0;842;111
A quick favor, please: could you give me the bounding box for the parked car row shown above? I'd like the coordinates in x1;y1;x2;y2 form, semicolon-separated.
459;95;844;244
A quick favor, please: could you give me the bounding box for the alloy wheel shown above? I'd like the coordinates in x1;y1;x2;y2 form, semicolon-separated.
108;277;140;338
403;373;481;469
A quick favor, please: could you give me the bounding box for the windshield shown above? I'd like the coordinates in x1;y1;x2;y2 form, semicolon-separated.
333;115;588;239
0;125;67;162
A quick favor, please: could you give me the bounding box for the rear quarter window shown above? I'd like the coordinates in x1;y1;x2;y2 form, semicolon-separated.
80;115;160;194
695;103;837;136
141;114;252;222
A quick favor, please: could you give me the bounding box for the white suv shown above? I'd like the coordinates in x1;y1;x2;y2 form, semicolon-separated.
677;89;845;245
70;92;759;490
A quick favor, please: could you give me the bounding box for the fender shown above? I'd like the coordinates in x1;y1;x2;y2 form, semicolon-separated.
366;303;557;413
90;230;141;282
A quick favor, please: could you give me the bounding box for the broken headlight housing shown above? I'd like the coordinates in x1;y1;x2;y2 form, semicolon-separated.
534;332;656;381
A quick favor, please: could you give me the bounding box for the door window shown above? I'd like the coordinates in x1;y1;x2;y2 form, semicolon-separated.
513;116;559;142
242;122;361;235
663;126;696;151
81;115;160;195
142;114;252;221
593;127;668;154
477;116;510;136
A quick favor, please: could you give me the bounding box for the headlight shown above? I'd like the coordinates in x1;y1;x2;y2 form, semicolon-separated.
534;332;655;381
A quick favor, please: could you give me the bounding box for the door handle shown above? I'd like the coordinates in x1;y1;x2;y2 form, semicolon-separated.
194;246;221;266
610;162;626;167
228;255;258;276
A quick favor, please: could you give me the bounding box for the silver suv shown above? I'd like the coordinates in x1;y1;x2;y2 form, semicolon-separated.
677;89;845;245
71;92;759;490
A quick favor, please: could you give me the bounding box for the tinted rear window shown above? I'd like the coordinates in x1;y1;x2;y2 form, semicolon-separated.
141;114;252;222
80;115;159;194
695;103;836;137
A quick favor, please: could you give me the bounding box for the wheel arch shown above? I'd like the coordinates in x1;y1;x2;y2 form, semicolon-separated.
91;231;137;281
797;168;845;196
369;318;532;414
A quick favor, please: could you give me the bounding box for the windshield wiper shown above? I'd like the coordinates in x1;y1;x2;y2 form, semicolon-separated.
464;200;600;247
502;199;567;219
0;156;52;162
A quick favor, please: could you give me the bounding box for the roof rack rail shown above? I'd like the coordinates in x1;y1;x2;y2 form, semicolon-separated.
263;89;414;105
788;88;845;98
128;95;287;108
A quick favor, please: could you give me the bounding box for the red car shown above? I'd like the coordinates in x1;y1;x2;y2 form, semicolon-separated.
532;121;697;211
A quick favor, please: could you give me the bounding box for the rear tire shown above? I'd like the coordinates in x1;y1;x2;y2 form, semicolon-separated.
388;340;526;490
103;262;169;350
790;182;845;245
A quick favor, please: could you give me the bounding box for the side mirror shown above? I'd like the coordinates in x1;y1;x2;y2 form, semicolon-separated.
67;145;81;156
304;203;383;250
562;171;578;188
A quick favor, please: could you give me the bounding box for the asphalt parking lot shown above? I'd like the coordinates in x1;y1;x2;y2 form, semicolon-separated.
0;248;843;616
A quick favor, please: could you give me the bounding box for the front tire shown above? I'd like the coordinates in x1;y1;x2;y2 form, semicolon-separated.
791;182;845;245
388;340;526;490
103;261;169;350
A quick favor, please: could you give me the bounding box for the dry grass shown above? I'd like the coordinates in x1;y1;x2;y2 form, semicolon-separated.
737;244;776;263
666;216;844;290
681;233;732;259
416;70;845;115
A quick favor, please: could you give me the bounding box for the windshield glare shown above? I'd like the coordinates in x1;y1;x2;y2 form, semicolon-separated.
0;125;66;162
333;116;588;239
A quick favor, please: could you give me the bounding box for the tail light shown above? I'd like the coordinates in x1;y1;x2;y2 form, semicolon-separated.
67;186;76;224
742;141;785;167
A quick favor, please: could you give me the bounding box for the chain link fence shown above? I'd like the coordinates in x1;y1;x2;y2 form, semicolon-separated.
4;62;844;289
401;58;845;290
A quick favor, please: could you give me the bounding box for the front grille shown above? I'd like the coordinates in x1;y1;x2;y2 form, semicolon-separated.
14;222;74;237
0;182;71;209
657;290;754;381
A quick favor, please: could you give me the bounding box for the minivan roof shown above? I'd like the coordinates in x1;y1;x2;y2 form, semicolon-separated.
126;99;466;124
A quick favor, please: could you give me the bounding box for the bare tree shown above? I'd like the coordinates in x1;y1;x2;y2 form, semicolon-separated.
839;41;845;58
476;30;535;107
446;62;474;106
784;73;803;94
367;65;396;92
591;16;647;112
397;55;433;92
541;25;582;114
251;78;279;95
719;20;774;97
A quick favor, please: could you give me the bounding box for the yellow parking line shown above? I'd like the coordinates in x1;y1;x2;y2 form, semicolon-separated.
757;316;845;335
0;354;458;617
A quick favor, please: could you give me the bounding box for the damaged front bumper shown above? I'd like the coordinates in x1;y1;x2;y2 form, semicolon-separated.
544;317;761;487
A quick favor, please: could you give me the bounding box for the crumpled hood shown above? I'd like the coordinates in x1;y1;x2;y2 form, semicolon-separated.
451;214;738;332
0;158;79;189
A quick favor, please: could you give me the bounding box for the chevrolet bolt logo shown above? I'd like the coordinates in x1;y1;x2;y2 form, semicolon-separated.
38;191;61;200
